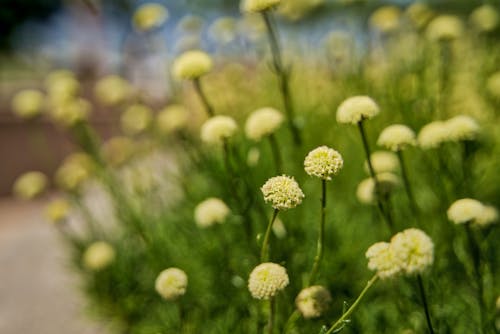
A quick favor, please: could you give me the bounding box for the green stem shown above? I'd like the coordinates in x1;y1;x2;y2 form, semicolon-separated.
416;275;435;334
308;179;327;285
267;298;275;334
268;134;283;174
261;10;301;146
357;121;394;233
282;310;300;334
261;209;279;262
465;224;486;333
193;77;215;117
325;275;379;334
397;150;420;222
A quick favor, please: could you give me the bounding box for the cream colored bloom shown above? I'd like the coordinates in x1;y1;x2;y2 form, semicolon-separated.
405;2;434;29
11;89;44;118
261;175;304;210
50;98;91;127
208;17;237;44
447;198;485;225
390;228;434;275
200;116;238;145
487;71;500;99
248;262;289;299
132;3;168;32
417;121;449;149
356;173;399;205
172;50;213;80
272;217;287;239
45;199;71;224
245;107;284;141
476;205;498;227
304;146;343;180
83;241;116;271
55;153;93;191
194;198;230;228
94;75;132;107
445;115;479;142
470;5;499;33
336;96;380;124
365;151;399;174
46;72;80;106
247;147;260;166
155;268;188;301
241;0;281;13
13;171;48;199
102;136;136;167
369;6;402;33
366;242;401;279
157;105;189;134
377;124;416;151
121;104;153;135
426;15;464;41
295;285;332;319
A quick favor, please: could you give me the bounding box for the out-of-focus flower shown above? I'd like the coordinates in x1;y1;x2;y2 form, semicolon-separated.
405;2;434;29
377;124;416;151
94;75;132;107
177;15;204;33
272;217;287;239
155;268;188;301
365;151;399;174
486;71;500;99
304;146;343;180
50;98;91;127
241;0;281;13
247;147;261;166
336;96;380;124
55;153;94;192
475;205;498;227
369;6;402;33
391;228;434;275
174;35;202;53
83;241;116;271
172;50;213;80
208;17;237;44
45;199;71;224
132;3;168;32
200;116;238;145
120;104;153;136
194;198;230;228
238;14;266;41
366;242;401;279
447;198;485;225
245;107;284;141
295;285;331;319
445;115;479;142
261;175;304;210
356;173;399;205
417;121;449;149
277;0;324;22
156;105;189;134
426;15;464;41
11;89;44;119
45;71;80;105
248;262;289;299
470;5;499;33
13;171;48;199
102;137;136;167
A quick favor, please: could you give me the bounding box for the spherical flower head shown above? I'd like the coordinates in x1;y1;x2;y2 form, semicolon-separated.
50;98;91;127
369;6;402;34
470;5;499;33
377;124;416;151
83;241;116;271
248;262;289;300
13;171;48;200
261;175;304;210
295;285;332;319
366;242;402;279
121;104;153;135
426;15;464;41
475;205;498;227
336;96;380;124
417;121;449;149
11;89;44;119
487;71;500;99
356;173;399;205
365;151;398;174
132;3;169;32
390;228;434;275
245;107;284;141
445;115;479;142
46;73;80;105
200;115;238;145
172;50;213;80
102;137;137;167
247;147;261;167
208;17;237;44
405;2;434;29
156;105;189;134
447;198;485;225
304;146;343;180
45;199;71;224
194;198;230;228
155;267;188;301
94;75;132;107
55;153;93;191
241;0;281;13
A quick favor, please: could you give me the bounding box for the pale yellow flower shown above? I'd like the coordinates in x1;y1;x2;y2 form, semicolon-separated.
45;199;71;224
366;242;401;279
261;175;304;210
486;71;500;99
365;151;399;174
356;173;399;205
241;0;281;13
377;124;416;151
83;241;116;271
208;17;237;44
13;171;48;199
94;75;132;107
200;116;238;145
447;198;485;225
120;104;153;135
194;198;230;228
390;228;434;275
475;205;498;227
155;268;188;301
132;3;168;32
245;107;284;141
295;285;332;319
102;137;137;167
55;153;93;192
405;2;434;29
369;6;402;33
11;89;44;119
156;105;189;134
470;5;499;33
248;262;289;299
50;98;91;127
445;115;479;142
247;147;261;166
417;121;449;149
172;50;213;80
336;96;380;124
426;15;464;41
304;146;343;180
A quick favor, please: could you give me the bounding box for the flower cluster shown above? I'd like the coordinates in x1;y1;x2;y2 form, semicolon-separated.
447;198;498;227
173;50;213;80
377;124;416;152
248;262;289;299
304;146;343;180
336;96;380;124
295;285;332;319
83;241;116;271
200;116;238;145
155;268;188;301
261;175;304;210
194;198;230;228
245;107;284;141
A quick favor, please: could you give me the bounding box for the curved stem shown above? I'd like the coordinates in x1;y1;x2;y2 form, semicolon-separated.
417;274;435;334
357;121;394;233
261;209;279;262
325;275;378;334
193;77;214;117
268;134;283;174
308;179;327;285
397;150;420;222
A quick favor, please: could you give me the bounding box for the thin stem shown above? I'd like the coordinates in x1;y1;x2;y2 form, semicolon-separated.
417;274;435;334
325;275;379;334
193;77;215;117
397;150;420;222
308;179;327;285
282;310;300;334
465;224;486;332
261;209;279;262
268;134;283;174
267;298;275;334
261;10;301;146
357;121;394;233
